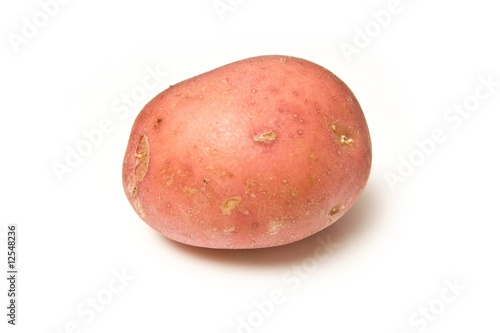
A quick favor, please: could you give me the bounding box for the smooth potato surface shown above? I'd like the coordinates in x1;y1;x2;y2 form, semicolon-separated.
122;55;371;249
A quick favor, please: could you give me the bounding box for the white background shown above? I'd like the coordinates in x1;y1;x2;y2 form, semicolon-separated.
1;0;499;332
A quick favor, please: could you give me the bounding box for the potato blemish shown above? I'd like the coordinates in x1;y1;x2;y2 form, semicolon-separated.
246;178;255;193
329;202;345;216
253;130;276;143
221;197;242;215
268;220;283;235
332;123;355;145
134;135;149;181
154;118;163;131
340;135;354;145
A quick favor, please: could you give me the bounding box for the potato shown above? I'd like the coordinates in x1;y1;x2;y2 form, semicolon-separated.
122;55;371;249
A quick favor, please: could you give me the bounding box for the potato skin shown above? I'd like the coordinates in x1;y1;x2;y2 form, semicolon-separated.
122;55;371;249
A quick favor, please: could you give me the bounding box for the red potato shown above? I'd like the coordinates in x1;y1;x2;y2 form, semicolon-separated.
122;55;371;249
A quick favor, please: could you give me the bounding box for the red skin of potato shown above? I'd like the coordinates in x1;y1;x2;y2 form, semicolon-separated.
122;55;371;249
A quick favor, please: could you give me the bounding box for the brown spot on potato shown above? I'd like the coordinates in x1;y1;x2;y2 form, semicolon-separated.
329;202;345;216
246;178;255;193
268;220;283;235
332;122;356;145
134;135;149;181
154;118;163;130
340;135;354;145
253;130;276;143
221;197;242;216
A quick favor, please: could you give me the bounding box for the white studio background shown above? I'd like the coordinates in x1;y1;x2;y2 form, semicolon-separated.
1;0;499;332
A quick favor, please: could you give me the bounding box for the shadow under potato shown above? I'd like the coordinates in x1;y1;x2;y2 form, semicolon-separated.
157;185;380;267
